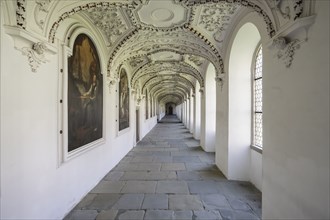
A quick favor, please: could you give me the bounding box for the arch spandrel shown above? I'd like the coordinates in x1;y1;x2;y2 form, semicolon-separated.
10;0;307;95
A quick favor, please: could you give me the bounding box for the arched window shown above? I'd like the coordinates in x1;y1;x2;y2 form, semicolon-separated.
253;46;263;148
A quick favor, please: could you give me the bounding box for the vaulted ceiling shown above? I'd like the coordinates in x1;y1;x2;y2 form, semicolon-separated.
15;0;281;105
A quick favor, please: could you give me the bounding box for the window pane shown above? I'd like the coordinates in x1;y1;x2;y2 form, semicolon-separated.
253;46;263;148
254;113;263;147
254;78;262;112
255;47;262;79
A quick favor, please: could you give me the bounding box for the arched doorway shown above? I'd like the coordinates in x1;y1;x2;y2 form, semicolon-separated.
200;63;216;152
168;106;173;115
216;22;262;190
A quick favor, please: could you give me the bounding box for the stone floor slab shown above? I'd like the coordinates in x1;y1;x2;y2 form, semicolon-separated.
121;181;157;193
227;197;252;211
64;115;261;220
112;194;144;209
156;181;189;194
193;210;222;220
142;194;168;209
177;171;201;180
86;194;121;210
91;181;125;193
187;181;221;194
153;156;173;163
117;210;145;220
65;210;98;220
173;211;193;220
144;210;174;220
169;195;204;210
131;156;154;163
103;171;124;181
161;163;186;171
75;194;97;210
96;210;118;220
173;156;201;163
219;209;260;220
200;194;231;209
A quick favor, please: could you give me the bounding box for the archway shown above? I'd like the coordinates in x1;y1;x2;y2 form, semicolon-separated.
216;22;262;190
200;63;216;152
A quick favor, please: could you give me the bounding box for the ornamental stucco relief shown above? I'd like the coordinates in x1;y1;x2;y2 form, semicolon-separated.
197;3;239;43
272;37;300;68
21;42;49;72
86;7;128;46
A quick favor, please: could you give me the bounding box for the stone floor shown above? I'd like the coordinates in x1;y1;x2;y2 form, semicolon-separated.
64;115;261;220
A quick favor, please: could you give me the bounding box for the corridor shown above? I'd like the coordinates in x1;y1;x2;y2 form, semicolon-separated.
65;115;261;220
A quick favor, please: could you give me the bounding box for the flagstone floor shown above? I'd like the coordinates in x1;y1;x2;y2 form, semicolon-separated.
64;115;261;220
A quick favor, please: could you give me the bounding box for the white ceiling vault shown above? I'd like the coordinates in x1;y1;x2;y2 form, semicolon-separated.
10;0;311;105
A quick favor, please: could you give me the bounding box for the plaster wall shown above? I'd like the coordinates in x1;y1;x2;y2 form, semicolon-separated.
227;22;259;181
201;64;216;152
200;93;205;149
0;15;156;220
215;75;229;178
176;104;182;120
193;82;201;140
262;2;330;218
189;97;194;133
250;150;262;191
216;11;266;189
186;98;191;130
140;98;157;139
183;101;187;126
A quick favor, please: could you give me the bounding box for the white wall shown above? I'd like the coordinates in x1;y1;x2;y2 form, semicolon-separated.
216;12;266;189
186;97;191;130
189;92;194;133
227;23;260;181
158;104;166;121
183;101;187;126
176;104;182;121
201;64;216;152
0;13;157;220
193;82;201;140
250;150;262;190
216;3;330;219
140;98;157;139
262;2;329;218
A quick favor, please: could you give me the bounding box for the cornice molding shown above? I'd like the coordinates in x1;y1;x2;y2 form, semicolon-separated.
4;25;57;72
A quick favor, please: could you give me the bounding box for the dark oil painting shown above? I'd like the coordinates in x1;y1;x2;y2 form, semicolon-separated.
119;69;129;131
68;34;103;152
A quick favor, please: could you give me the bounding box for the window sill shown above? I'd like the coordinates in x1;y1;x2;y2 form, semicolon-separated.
250;145;263;154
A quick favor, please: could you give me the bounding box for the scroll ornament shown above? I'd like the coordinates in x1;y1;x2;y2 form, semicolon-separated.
272;37;300;68
215;73;225;90
21;42;49;72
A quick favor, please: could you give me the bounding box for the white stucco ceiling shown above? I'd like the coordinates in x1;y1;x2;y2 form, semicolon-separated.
43;0;275;105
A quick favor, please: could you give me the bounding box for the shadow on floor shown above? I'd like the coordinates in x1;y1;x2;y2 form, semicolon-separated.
64;115;261;220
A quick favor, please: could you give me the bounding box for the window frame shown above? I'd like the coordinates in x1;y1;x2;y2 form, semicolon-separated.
251;44;263;153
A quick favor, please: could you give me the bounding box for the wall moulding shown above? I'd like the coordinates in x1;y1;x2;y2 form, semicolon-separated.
4;25;57;72
215;73;225;90
34;0;53;30
267;14;316;67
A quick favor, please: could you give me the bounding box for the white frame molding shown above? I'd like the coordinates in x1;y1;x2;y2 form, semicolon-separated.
116;66;131;136
58;27;106;165
250;42;263;153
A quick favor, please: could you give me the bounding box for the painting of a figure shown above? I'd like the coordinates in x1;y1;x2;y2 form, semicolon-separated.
119;69;129;131
68;34;103;152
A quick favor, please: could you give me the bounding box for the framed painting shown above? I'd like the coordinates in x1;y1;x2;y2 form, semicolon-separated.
67;34;103;152
119;68;129;131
